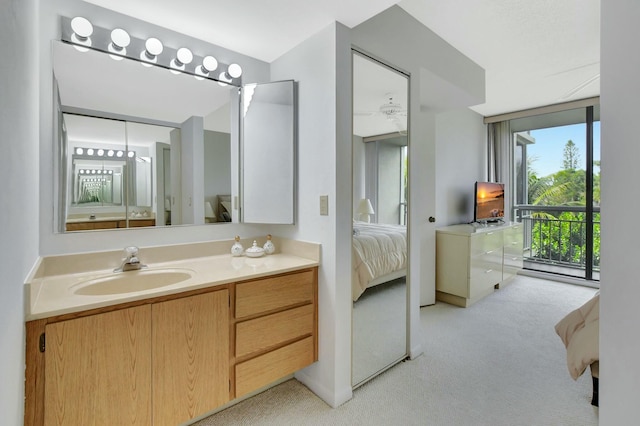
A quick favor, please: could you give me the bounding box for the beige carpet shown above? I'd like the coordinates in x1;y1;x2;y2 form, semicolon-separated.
193;276;599;425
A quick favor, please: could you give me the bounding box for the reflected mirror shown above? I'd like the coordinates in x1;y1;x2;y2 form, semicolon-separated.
352;52;409;387
53;39;236;232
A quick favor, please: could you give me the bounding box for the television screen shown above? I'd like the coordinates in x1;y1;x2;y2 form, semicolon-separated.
474;181;505;222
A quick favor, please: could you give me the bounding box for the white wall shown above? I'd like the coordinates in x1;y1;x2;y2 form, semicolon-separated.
435;108;487;226
38;0;271;256
0;0;39;424
269;22;354;408
600;1;640;421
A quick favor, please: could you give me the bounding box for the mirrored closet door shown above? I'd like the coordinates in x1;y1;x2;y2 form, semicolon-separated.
352;51;409;387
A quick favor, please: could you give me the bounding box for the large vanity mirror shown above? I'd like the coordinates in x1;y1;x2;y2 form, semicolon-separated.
352;51;409;387
54;39;236;231
54;31;297;232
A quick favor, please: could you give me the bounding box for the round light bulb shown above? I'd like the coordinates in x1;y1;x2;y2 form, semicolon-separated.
110;28;130;48
116;150;124;157
127;151;135;158
107;149;114;157
97;149;104;156
145;38;163;56
108;28;130;60
71;17;93;39
227;63;242;79
87;148;94;155
75;147;83;155
176;47;193;65
141;37;163;64
203;56;218;72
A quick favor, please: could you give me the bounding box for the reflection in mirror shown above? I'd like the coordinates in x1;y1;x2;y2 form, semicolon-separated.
352;52;409;387
53;40;235;232
63;114;176;231
242;80;295;224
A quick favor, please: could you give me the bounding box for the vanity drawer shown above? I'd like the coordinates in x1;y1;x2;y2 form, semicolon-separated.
236;304;314;359
235;270;314;318
235;336;315;397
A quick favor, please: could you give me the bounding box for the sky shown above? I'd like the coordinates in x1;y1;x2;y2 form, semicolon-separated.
527;122;601;178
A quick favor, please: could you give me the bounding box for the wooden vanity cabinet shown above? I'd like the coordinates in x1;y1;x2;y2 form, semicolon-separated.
152;290;229;426
27;288;229;426
233;269;318;398
44;305;152;426
25;267;318;426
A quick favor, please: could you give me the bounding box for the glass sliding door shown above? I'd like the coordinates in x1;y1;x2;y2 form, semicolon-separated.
512;105;600;281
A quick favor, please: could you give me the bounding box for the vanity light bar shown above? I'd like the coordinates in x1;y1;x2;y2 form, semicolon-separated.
73;147;134;159
61;16;243;86
78;169;114;175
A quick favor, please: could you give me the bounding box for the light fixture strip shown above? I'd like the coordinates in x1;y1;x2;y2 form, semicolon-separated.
72;146;135;159
60;16;242;86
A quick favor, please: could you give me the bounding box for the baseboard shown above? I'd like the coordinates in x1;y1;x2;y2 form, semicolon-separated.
295;369;353;408
409;342;423;360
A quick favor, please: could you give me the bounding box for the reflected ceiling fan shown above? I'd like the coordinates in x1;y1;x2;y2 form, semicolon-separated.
354;92;407;134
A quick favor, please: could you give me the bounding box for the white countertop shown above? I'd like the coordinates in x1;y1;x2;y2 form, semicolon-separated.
26;239;319;321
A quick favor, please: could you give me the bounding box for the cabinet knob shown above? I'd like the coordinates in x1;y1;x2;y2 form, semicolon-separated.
428;216;436;223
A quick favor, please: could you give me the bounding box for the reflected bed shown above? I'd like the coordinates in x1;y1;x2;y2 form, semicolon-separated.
352;222;407;301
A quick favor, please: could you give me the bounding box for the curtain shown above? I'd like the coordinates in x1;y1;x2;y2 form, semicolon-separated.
487;121;513;220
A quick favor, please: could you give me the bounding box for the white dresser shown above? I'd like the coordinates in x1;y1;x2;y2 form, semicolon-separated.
435;222;523;307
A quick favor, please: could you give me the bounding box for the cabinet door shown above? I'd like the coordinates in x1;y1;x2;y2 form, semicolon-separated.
152;290;229;426
44;306;152;426
503;225;524;280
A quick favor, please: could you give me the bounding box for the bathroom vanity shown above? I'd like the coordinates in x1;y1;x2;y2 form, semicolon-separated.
24;239;319;426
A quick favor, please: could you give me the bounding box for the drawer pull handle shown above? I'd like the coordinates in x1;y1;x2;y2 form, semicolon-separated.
512;257;519;261
487;232;494;235
485;250;494;254
485;269;493;274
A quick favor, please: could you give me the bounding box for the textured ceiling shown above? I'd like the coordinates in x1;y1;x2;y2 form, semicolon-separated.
84;0;600;117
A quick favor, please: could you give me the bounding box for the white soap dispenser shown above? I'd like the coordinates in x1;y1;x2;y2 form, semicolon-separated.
231;235;244;257
263;234;275;255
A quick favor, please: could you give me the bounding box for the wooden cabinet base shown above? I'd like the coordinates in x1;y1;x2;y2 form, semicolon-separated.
235;337;315;397
24;267;318;426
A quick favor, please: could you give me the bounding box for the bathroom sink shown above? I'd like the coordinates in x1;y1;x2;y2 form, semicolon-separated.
71;268;194;296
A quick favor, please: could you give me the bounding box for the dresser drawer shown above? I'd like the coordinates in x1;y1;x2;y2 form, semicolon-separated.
470;231;502;257
470;252;502;297
236;304;314;359
235;336;315;397
235;270;314;319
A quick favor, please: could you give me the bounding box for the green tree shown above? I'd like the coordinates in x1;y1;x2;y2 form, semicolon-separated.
527;145;600;269
563;139;580;170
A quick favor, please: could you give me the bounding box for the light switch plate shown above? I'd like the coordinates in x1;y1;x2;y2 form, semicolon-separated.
320;195;329;216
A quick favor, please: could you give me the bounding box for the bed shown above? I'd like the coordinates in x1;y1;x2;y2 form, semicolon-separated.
352;221;407;302
555;292;599;406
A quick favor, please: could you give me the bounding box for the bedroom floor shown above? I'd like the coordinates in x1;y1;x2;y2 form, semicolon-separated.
195;275;599;425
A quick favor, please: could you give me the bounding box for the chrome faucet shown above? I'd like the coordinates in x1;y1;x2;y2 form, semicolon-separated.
114;246;147;272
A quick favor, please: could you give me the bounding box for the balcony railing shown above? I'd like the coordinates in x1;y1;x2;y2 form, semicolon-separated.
513;205;600;279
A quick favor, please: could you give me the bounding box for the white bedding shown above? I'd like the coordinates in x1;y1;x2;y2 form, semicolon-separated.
555;292;599;380
352;222;407;301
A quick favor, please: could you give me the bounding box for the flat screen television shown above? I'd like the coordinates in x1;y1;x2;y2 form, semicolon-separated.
474;181;505;223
